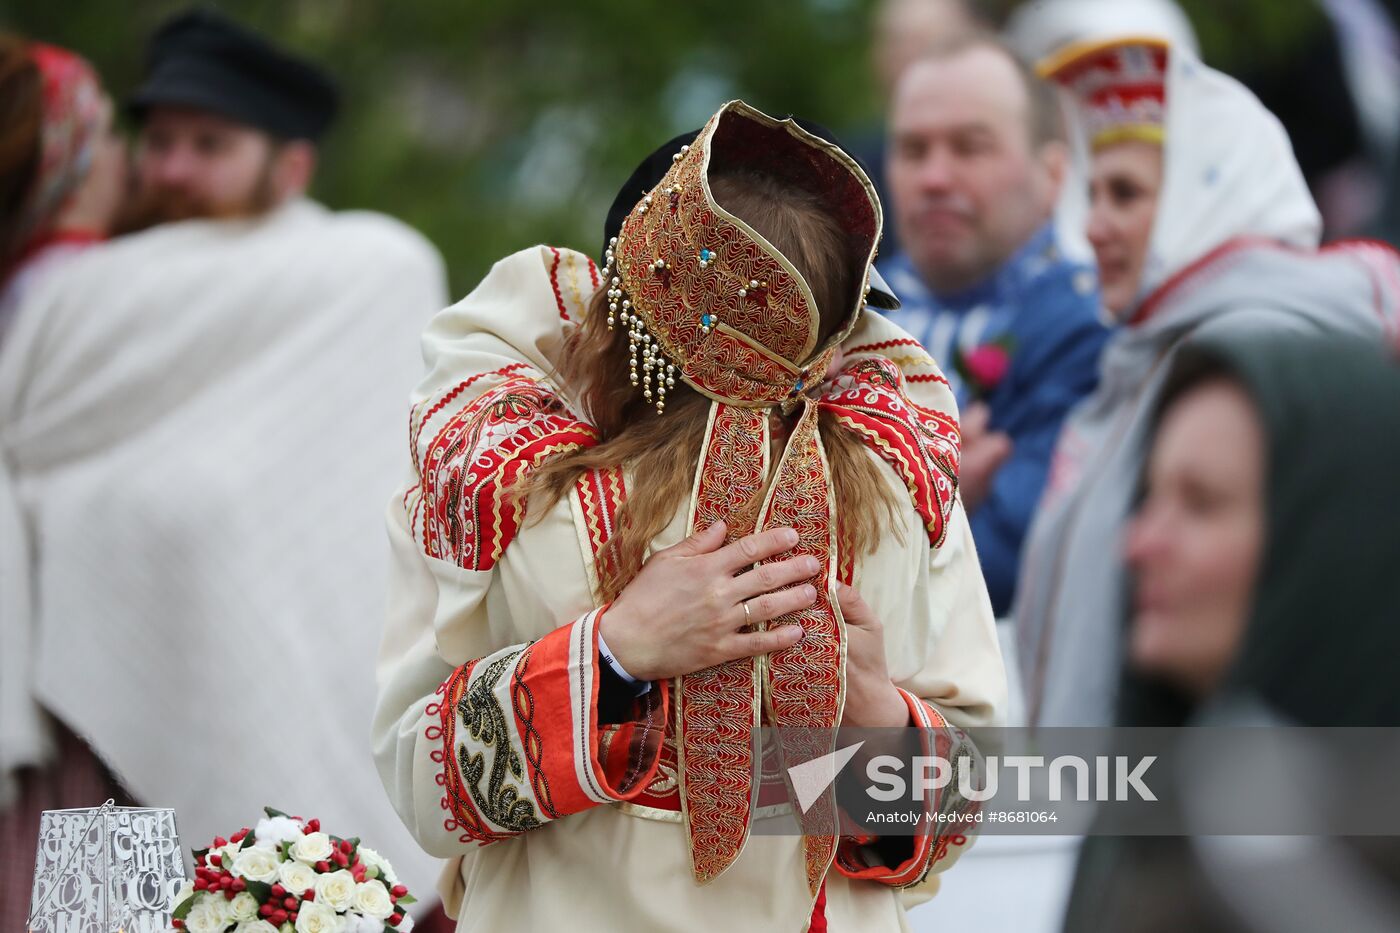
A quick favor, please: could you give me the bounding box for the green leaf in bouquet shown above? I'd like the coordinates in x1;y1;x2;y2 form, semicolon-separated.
264;806;291;819
397;893;418;906
171;893;195;922
244;879;273;902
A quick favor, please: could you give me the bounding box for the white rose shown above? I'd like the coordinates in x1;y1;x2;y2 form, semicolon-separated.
290;831;334;864
355;846;398;885
184;899;224;933
222;896;244;928
277;859;318;896
349;915;384;933
353;880;394;919
254;815;305;846
231;846;281;883
294;901;339;933
230;890;261;923
204;895;234;930
234;922;280;933
313;869;357;912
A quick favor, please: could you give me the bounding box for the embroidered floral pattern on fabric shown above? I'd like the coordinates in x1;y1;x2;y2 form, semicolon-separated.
455;650;542;835
436;661;520;845
403;363;533;526
412;373;598;570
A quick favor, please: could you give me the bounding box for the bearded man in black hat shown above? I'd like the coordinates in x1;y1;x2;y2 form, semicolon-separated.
0;8;448;915
117;8;339;230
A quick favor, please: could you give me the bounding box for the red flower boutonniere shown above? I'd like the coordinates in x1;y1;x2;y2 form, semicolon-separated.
953;336;1015;399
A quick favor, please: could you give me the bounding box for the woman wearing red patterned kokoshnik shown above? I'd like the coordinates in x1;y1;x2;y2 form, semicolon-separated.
372;101;1005;931
1014;37;1400;730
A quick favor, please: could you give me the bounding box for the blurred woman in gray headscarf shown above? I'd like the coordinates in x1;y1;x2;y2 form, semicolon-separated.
1062;330;1400;932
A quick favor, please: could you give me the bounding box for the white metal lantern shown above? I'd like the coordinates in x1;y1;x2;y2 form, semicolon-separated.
27;801;186;932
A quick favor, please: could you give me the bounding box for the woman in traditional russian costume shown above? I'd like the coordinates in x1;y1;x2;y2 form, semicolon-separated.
373;101;1006;932
1015;37;1400;729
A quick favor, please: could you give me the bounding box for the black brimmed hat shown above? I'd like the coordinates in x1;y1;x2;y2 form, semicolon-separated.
128;8;339;142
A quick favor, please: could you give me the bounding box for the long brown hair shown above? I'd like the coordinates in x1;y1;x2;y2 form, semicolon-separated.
0;35;43;276
519;171;901;600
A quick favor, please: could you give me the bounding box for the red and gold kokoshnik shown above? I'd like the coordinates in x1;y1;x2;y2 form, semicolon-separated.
601;100;880;411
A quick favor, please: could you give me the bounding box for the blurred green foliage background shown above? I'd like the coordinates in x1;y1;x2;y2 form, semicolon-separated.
4;0;1324;296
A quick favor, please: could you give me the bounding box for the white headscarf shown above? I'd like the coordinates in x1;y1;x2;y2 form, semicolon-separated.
1049;40;1323;314
1006;0;1200;64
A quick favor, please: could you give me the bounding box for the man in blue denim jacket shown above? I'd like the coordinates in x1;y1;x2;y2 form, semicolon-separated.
880;34;1111;615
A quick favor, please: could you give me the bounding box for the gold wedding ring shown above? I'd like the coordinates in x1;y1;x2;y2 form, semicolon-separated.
742;600;753;625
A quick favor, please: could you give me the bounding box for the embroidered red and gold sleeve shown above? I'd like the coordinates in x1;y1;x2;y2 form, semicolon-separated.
426;607;669;846
833;689;982;888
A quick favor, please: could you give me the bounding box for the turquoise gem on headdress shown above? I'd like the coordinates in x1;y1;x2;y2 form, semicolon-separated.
701;313;713;327
699;249;714;262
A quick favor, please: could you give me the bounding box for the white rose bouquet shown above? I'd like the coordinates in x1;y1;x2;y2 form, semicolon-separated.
172;807;416;933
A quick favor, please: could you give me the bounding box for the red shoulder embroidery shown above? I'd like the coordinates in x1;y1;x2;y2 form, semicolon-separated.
819;358;961;547
415;372;598;570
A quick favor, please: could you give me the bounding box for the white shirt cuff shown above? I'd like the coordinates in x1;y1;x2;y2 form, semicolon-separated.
597;629;652;695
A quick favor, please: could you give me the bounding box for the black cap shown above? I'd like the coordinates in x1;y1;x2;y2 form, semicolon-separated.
127;8;340;142
601;120;900;310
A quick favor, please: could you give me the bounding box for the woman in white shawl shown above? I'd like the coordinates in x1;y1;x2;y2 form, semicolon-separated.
1015;37;1400;728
